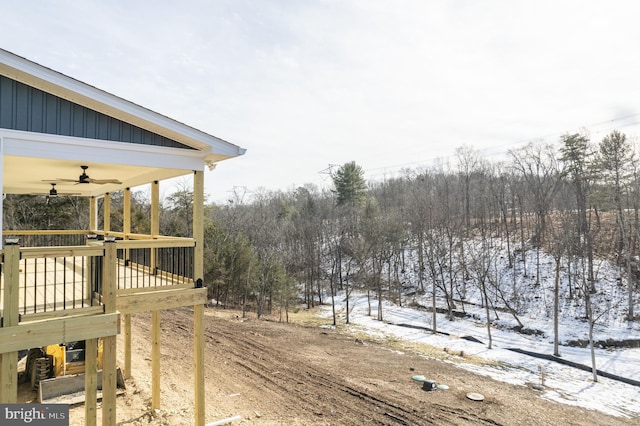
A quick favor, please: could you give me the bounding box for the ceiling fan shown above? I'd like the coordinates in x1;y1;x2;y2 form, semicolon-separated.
44;165;122;185
48;183;81;197
31;183;81;197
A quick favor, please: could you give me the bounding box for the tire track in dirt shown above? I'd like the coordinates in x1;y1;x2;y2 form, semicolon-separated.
192;312;504;425
142;308;635;426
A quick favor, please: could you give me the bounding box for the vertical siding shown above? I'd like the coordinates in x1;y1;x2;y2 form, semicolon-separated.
0;76;12;128
0;75;194;150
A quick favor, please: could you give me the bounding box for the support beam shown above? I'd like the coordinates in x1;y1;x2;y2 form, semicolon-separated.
0;313;120;354
193;169;206;426
194;304;205;426
123;187;131;236
85;338;98;426
0;137;3;242
151;181;159;236
90;196;97;231
88;196;98;301
151;181;159;273
0;244;20;403
102;241;118;426
151;310;161;410
104;192;111;234
193;170;204;285
117;287;207;314
123;187;132;379
124;314;132;379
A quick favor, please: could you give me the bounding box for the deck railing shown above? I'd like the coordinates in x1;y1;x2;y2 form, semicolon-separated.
116;244;194;290
0;230;196;320
3;230;89;247
20;246;103;316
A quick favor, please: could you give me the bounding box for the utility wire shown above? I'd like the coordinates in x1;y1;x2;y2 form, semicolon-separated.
362;113;640;180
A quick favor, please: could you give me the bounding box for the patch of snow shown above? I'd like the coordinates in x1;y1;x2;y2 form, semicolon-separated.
317;240;640;420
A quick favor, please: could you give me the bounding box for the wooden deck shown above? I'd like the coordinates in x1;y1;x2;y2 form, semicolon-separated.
0;234;206;425
1;255;192;320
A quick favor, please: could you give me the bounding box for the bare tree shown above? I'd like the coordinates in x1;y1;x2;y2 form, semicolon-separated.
510;142;562;285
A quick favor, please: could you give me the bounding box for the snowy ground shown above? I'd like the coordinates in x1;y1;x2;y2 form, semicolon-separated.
319;292;640;419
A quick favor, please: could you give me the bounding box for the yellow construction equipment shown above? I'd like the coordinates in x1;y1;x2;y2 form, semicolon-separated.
18;339;124;404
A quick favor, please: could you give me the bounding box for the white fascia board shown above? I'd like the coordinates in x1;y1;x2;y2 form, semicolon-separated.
0;49;245;156
1;129;203;170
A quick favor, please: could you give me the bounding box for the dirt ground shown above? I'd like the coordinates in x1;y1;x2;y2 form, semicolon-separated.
53;306;636;425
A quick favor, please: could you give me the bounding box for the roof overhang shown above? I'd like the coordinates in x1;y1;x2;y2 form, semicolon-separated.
0;48;246;197
0;48;246;158
1;129;205;197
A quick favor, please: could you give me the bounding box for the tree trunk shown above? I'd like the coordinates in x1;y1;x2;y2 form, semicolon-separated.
586;293;598;383
345;275;350;324
482;281;493;349
432;270;437;334
330;261;337;326
417;233;425;292
242;261;250;319
553;256;561;357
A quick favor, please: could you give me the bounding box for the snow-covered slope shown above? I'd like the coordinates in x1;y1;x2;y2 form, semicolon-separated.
319;242;640;419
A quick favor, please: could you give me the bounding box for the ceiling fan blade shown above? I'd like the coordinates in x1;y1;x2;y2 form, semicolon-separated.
31;192;81;196
42;178;78;183
87;178;122;185
44;166;122;186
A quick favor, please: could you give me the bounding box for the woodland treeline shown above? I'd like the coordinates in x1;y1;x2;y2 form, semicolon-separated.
205;130;640;327
4;131;640;329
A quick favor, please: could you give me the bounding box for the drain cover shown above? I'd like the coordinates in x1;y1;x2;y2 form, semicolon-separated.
467;392;485;401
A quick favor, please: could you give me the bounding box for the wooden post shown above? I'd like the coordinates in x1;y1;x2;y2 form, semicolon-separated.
84;337;98;426
90;196;97;231
150;181;159;273
0;243;20;403
193;171;204;286
193;170;205;426
123;188;131;237
150;181;161;410
194;304;205;426
104;193;111;234
123;188;132;379
102;241;118;426
151;181;159;237
88;196;98;303
124;314;132;379
151;310;161;410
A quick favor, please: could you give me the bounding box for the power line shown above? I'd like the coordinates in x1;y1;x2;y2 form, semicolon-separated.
362;113;640;180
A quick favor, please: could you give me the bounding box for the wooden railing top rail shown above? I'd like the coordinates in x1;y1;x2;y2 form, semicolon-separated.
94;230;194;242
0;230;195;259
0;245;105;260
20;245;105;259
3;229;89;236
3;230;190;238
3;229;193;242
115;239;195;249
0;241;194;259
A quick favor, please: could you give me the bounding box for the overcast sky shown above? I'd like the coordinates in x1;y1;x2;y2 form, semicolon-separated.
3;1;640;202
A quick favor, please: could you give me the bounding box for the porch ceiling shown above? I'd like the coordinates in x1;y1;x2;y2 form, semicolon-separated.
3;156;189;197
